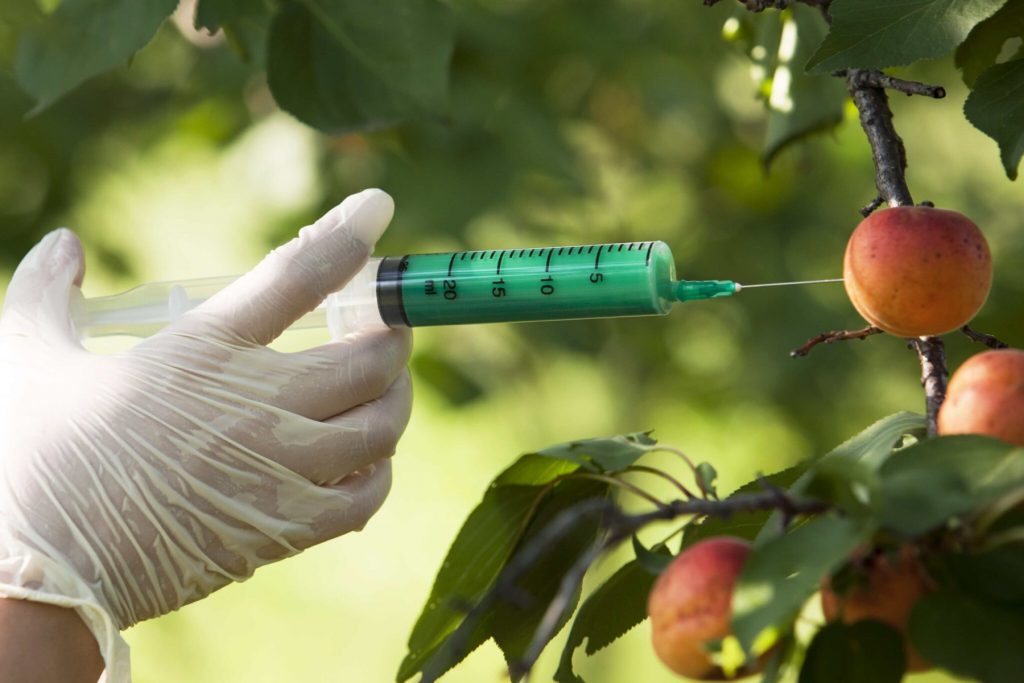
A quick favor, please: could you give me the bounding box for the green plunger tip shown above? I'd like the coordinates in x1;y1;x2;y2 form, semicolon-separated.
674;279;740;302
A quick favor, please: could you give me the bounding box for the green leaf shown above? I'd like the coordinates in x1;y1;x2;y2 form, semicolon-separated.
964;57;1024;180
756;412;924;544
14;0;179;113
489;480;609;678
955;0;1024;86
798;621;905;683
732;514;874;653
931;545;1024;604
0;0;43;66
265;0;455;133
536;432;657;474
194;0;272;64
807;0;1009;74
815;412;926;470
878;435;1024;535
804;456;880;516
695;462;719;498
631;535;673;575
398;453;579;682
910;592;1024;683
553;551;671;683
761;6;847;165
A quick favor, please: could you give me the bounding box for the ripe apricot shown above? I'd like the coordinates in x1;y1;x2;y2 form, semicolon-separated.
821;546;933;672
843;206;991;337
938;349;1024;446
647;537;755;680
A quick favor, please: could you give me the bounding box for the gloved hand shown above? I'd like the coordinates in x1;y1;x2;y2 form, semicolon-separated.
0;189;413;682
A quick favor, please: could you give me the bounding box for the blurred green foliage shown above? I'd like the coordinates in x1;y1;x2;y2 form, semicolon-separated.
1;0;1022;681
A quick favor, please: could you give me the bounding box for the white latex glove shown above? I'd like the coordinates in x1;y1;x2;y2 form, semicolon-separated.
0;189;413;682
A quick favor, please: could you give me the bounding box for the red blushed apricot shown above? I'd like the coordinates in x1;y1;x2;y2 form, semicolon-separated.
938;349;1024;446
843;207;992;337
647;537;756;680
821;546;933;673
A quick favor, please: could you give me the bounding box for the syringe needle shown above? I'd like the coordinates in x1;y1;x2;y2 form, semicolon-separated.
737;278;844;290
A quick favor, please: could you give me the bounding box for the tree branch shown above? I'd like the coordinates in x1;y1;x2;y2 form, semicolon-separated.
837;70;946;99
846;69;914;208
961;325;1010;349
907;337;948;436
790;326;884;358
703;0;832;17
427;489;830;682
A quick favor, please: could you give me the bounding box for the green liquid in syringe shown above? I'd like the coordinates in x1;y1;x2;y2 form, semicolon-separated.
376;241;735;327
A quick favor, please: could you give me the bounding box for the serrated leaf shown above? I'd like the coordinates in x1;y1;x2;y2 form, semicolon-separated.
807;0;1009;75
909;592;1024;683
194;0;271;64
397;453;580;682
964;57;1024;180
956;0;1024;86
265;0;454;133
732;514;874;653
799;621;905;683
554;550;670;683
14;0;179;113
536;432;657;474
878;435;1024;535
762;6;847;165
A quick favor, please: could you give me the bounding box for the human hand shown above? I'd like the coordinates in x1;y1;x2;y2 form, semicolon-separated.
0;189;412;682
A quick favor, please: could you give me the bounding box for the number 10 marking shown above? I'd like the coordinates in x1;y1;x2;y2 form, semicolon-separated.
540;276;554;295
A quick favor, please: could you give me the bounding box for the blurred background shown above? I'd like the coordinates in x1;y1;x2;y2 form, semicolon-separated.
1;0;1021;681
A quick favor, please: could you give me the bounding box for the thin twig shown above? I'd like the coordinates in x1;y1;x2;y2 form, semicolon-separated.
790;326;883;358
836;70;946;99
961;325;1010;349
860;195;884;217
907;337;948;437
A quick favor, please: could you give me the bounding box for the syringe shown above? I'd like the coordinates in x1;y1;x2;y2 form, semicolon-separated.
74;241;840;339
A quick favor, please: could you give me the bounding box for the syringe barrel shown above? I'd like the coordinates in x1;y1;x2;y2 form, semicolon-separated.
371;241;677;327
76;241;680;338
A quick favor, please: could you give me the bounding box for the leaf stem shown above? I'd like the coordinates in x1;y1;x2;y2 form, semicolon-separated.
573;472;670;509
625;465;699;500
